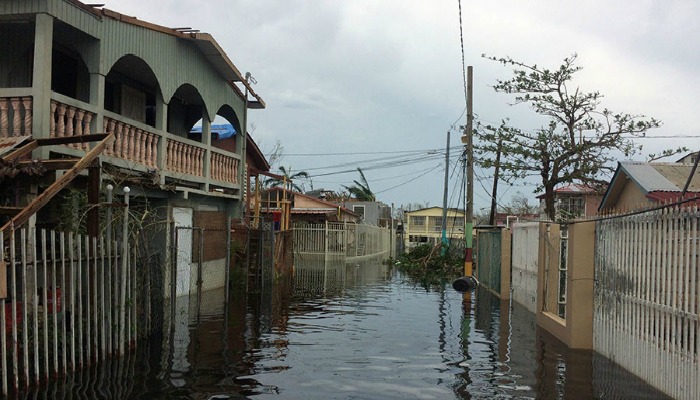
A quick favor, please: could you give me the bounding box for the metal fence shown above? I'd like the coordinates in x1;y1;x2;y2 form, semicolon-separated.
476;229;502;295
0;199;138;395
511;222;539;313
594;206;700;400
292;222;391;261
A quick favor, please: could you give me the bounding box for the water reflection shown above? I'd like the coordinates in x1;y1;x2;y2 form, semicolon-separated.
16;258;671;399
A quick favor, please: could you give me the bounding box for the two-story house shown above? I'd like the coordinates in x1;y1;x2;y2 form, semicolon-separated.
403;206;465;249
537;183;604;221
0;1;265;294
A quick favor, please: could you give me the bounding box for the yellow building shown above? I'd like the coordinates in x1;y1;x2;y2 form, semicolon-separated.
403;207;465;248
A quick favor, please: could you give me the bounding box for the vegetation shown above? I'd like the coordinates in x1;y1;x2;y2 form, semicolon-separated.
392;243;464;290
477;54;671;221
264;166;310;192
343;167;376;201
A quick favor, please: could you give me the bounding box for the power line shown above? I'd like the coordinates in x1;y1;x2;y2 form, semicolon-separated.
457;0;468;111
374;165;442;194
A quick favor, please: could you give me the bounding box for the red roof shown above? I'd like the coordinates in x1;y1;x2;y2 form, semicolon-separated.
536;183;604;199
646;191;700;205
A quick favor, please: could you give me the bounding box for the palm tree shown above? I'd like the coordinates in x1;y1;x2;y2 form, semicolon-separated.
344;167;376;201
264;166;310;192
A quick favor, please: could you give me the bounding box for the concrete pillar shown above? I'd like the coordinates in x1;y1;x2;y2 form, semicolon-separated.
201;114;211;191
31;13;54;159
565;221;595;349
500;228;511;300
155;99;168;185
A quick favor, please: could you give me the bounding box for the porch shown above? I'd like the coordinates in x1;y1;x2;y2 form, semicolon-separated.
0;94;242;195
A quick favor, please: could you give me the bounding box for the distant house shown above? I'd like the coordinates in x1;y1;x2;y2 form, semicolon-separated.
491;212;540;227
337;200;392;227
598;161;700;212
677;151;699;165
537;183;604;220
403;207;464;248
258;187;359;224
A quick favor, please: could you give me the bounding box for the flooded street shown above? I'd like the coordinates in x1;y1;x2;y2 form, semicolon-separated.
22;257;669;399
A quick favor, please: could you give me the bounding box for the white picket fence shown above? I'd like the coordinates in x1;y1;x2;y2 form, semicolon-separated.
594;206;700;400
292;222;391;261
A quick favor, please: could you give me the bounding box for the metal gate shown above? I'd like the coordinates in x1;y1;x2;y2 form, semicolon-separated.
477;229;502;294
594;207;700;400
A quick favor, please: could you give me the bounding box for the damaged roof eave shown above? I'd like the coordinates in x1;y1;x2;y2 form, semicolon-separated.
190;33;266;109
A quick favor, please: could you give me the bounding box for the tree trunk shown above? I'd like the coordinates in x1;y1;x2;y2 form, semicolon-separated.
489;139;503;226
544;185;556;221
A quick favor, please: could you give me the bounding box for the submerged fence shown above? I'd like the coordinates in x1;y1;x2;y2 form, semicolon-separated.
0;188;141;395
594;206;700;400
292;222;391;261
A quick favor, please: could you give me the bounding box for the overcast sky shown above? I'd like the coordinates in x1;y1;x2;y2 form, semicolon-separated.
109;0;699;213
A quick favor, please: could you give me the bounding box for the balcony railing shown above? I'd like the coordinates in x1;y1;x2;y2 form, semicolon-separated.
0;94;241;191
51;99;94;150
103;116;158;168
0;96;32;138
166;138;204;177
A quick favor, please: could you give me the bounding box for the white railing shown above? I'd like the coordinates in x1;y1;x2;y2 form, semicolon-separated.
0;194;138;395
293;222;390;261
594;206;700;400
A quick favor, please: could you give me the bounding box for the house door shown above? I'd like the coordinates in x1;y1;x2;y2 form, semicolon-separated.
173;207;193;296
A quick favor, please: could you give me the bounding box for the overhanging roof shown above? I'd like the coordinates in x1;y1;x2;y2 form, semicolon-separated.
599;161;700;210
95;3;265;109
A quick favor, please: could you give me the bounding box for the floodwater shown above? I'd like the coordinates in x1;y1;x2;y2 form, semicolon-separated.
17;256;670;399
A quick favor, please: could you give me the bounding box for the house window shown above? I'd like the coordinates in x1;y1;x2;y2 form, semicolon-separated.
353;205;365;220
431;216;443;232
410;216;425;226
558;196;585;218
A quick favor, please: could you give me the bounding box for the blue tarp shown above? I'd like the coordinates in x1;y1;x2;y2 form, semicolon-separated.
190;124;236;140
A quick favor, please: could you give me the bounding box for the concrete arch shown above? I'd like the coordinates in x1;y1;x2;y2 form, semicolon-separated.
168;83;207;139
104;54;163;127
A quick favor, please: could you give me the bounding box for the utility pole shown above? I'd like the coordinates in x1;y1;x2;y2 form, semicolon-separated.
441;130;450;249
464;66;474;277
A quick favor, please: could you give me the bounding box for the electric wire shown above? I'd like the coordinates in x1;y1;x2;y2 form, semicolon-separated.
374;165;442;195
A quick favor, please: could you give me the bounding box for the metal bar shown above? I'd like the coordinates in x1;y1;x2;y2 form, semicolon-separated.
0;231;7;395
68;233;75;370
119;187;130;356
50;231;57;377
106;184;113;356
76;234;83;368
84;234;90;366
40;229;48;380
126;237;131;349
19;228;28;387
60;232;67;375
30;228;39;385
100;235;106;359
131;249;137;346
92;236;98;362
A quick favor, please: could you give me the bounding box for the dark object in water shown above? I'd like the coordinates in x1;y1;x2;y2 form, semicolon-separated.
452;276;478;292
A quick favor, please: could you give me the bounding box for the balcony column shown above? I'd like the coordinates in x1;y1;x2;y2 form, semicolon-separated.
201;114;212;191
155;98;168;185
88;72;105;149
31;13;54;159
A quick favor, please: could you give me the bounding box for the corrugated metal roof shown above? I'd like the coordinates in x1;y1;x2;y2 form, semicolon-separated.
620;162;692;192
646;191;700;204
